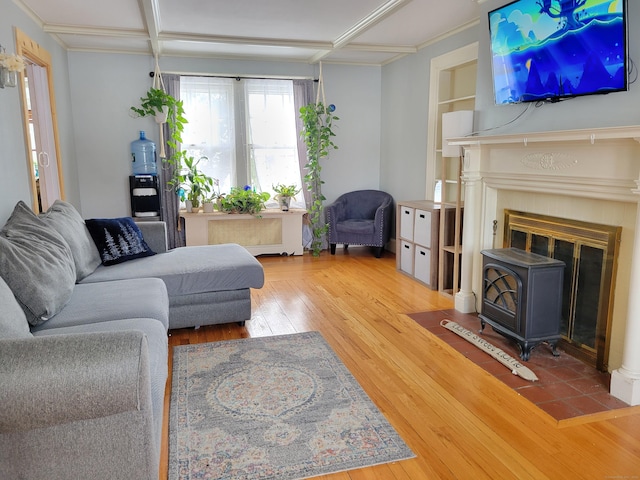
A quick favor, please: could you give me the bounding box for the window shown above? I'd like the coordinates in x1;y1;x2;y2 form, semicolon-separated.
180;77;302;205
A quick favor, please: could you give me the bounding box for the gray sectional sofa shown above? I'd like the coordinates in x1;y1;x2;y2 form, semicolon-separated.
0;200;265;479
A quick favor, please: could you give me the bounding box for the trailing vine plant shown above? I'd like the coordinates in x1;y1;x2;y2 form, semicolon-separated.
299;101;339;256
130;58;193;197
130;86;188;170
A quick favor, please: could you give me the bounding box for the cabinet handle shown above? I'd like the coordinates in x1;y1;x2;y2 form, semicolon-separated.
420;251;426;256
419;214;425;218
404;211;410;215
404;244;410;250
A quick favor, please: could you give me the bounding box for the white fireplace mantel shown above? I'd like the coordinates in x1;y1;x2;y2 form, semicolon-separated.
446;125;640;406
447;125;640;148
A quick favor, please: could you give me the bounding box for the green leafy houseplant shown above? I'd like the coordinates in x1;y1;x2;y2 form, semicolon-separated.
130;87;188;168
273;183;301;211
299;102;339;256
273;183;301;198
172;156;214;210
220;186;270;215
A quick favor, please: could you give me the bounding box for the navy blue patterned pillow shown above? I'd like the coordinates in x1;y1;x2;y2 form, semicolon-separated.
85;217;155;266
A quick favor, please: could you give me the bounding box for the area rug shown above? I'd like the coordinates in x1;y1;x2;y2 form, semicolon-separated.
169;331;415;480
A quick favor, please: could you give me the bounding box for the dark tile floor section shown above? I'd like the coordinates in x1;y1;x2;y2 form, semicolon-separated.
408;309;630;422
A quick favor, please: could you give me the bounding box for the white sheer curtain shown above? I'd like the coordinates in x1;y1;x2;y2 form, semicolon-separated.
244;79;301;204
26;63;61;211
180;77;237;194
180;76;302;205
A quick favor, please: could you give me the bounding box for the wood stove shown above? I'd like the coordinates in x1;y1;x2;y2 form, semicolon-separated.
479;248;565;361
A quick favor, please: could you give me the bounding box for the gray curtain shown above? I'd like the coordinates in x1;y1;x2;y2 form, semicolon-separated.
159;74;185;249
293;79;315;209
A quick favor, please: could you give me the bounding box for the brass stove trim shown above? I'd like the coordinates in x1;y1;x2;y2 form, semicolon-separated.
503;210;621;371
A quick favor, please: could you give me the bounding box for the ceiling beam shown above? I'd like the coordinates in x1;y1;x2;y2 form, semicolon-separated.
42;24;148;38
159;32;332;50
139;0;162;55
310;0;412;64
333;0;412;49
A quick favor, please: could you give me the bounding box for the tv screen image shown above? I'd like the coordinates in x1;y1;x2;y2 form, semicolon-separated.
488;0;627;104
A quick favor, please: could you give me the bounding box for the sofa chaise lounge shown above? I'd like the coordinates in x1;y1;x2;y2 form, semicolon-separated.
0;200;265;479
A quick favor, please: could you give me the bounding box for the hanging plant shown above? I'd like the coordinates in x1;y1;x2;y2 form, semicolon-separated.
130;86;187;167
300;101;339;256
130;57;187;172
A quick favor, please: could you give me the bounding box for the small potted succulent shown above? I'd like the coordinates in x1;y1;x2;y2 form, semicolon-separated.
273;183;301;211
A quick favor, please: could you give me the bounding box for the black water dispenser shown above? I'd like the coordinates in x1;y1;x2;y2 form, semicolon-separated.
129;175;161;219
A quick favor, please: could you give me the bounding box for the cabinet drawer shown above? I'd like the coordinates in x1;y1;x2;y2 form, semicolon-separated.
414;245;432;287
400;240;414;275
414;209;432;247
399;207;414;240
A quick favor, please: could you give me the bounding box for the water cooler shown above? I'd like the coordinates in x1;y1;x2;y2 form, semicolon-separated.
129;131;161;219
130;175;161;219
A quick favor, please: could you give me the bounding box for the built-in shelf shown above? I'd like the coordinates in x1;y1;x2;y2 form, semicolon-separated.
428;44;477;297
438;94;476;106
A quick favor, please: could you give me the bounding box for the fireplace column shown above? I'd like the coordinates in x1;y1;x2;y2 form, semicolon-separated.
455;147;481;314
611;181;640;406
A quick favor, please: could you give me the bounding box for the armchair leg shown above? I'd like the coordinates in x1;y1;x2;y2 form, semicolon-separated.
374;246;384;258
330;244;336;255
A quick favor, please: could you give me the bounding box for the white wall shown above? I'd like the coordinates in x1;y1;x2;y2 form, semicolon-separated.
67;54;382;218
476;0;640;134
0;0;78;225
3;0;639;226
379;26;480;204
380;0;640;207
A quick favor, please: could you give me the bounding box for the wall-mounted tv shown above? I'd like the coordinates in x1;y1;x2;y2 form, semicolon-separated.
488;0;628;105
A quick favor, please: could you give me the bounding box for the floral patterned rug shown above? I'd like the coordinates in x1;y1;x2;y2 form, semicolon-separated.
169;331;414;480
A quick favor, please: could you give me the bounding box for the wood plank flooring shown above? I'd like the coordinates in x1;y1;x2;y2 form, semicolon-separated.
160;248;640;479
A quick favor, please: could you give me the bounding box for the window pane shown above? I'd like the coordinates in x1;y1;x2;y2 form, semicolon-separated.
180;77;302;207
180;77;236;194
245;79;302;206
531;234;549;256
553;239;575;338
509;229;527;250
574;245;603;349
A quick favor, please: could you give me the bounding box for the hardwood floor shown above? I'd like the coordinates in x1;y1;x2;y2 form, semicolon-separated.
160;248;640;479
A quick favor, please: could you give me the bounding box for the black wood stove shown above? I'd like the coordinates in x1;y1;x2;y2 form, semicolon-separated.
479;248;565;361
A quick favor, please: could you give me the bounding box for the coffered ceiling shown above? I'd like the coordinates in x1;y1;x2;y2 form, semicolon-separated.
13;0;484;65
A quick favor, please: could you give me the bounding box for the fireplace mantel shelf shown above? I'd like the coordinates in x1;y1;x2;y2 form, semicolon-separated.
448;125;640;147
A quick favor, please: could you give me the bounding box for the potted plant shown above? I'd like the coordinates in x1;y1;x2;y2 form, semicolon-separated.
273;183;301;211
130;87;187;166
202;178;220;213
131;87;179;124
220;186;270;215
172;155;214;213
299;102;339;256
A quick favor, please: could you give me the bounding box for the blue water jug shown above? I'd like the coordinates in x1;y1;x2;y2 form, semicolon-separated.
131;131;157;175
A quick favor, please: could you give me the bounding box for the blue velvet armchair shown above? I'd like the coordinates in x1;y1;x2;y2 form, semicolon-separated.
326;190;394;258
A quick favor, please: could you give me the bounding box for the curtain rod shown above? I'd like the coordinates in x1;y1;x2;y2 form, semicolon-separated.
149;71;315;81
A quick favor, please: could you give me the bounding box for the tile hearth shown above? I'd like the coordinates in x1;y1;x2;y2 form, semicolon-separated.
408;309;636;424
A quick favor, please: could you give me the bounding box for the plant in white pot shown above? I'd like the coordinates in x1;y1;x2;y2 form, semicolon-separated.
273;183;301;211
171;155;214;213
130;87;187;163
203;178;221;213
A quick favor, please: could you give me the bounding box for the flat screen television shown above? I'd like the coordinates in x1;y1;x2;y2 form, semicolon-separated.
488;0;628;105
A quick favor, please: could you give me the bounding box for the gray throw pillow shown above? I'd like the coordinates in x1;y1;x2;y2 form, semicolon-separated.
39;200;101;281
0;201;76;326
0;275;32;338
